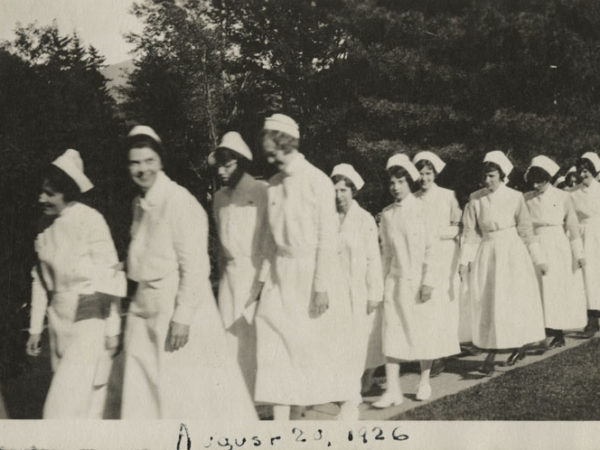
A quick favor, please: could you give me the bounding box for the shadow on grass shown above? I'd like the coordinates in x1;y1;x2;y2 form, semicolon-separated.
393;338;600;420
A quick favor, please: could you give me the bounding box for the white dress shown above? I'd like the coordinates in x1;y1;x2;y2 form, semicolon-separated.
525;185;587;329
380;194;460;360
570;180;600;310
255;153;356;405
213;173;269;395
338;200;384;376
415;183;462;347
30;202;125;418
460;184;546;349
122;171;257;420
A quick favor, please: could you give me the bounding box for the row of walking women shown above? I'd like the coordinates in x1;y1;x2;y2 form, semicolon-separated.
25;113;600;421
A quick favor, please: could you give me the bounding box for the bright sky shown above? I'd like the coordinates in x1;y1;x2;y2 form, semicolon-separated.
0;0;143;64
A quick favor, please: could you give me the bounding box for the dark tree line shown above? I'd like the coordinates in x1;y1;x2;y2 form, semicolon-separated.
3;0;600;379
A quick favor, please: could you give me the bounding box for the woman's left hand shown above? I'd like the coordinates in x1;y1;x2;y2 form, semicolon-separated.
420;285;433;303
105;335;120;357
165;321;190;352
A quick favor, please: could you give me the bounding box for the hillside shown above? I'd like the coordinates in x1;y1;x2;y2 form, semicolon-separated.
101;59;134;104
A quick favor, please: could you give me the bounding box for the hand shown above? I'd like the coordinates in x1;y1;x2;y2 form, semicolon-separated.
419;285;433;303
578;258;586;269
165;321;190;352
310;291;329;317
458;264;468;282
536;263;548;276
105;335;121;357
26;333;41;357
367;300;379;315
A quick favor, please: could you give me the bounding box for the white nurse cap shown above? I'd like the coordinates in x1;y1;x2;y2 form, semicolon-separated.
413;151;446;174
263;114;300;139
51;149;94;193
581;152;600;173
208;131;253;165
386;154;420;181
483;150;514;176
525;155;560;181
331;163;365;191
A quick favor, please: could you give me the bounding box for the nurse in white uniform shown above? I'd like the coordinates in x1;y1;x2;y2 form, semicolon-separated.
254;114;355;420
26;149;125;418
570;152;600;338
121;126;257;420
211;131;269;396
524;156;586;346
374;154;460;408
413;151;462;374
331;163;384;419
459;151;546;375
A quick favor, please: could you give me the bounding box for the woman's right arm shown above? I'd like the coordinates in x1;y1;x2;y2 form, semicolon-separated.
26;267;48;356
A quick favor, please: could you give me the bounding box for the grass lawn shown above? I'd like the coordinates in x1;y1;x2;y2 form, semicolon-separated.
394;338;600;420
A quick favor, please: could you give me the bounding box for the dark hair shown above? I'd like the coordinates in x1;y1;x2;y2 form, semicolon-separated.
214;147;250;173
526;166;551;184
566;172;580;186
482;161;506;181
331;174;357;196
127;136;164;159
577;157;598;177
387;166;418;192
43;165;81;202
415;159;438;177
261;129;299;154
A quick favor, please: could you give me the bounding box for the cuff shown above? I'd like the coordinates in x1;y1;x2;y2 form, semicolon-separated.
571;238;584;261
441;225;460;240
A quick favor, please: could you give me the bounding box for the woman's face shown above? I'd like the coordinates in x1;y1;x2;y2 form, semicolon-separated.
262;136;294;170
389;175;411;201
419;166;436;191
533;180;549;193
580;168;594;187
39;180;67;216
484;170;502;191
334;180;353;213
128;146;162;193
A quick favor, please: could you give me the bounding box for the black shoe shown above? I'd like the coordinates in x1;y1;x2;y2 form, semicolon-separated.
548;335;565;348
505;348;525;366
478;361;494;376
430;359;446;377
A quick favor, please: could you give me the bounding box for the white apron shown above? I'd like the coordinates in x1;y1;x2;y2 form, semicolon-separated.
122;171;257;420
30;203;125;419
415;184;462;346
525;186;587;330
461;185;546;349
338;200;384;397
570;181;600;310
380;195;461;360
213;174;269;395
255;154;355;405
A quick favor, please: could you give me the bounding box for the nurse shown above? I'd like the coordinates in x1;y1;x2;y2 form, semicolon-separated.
565;166;579;190
374;154;459;408
570;152;600;338
524;156;587;346
331;163;384;419
459;151;546;374
26;149;125;418
211;131;269;395
413;151;462;375
121;125;257;420
254;114;355;420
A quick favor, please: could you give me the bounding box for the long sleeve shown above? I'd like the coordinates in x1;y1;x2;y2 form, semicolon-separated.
440;192;462;239
104;300;121;337
170;195;212;325
379;213;392;278
212;196;227;280
459;200;479;265
515;195;544;265
365;215;384;303
313;177;338;293
89;215;126;298
421;207;437;288
565;196;584;260
29;267;48;334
